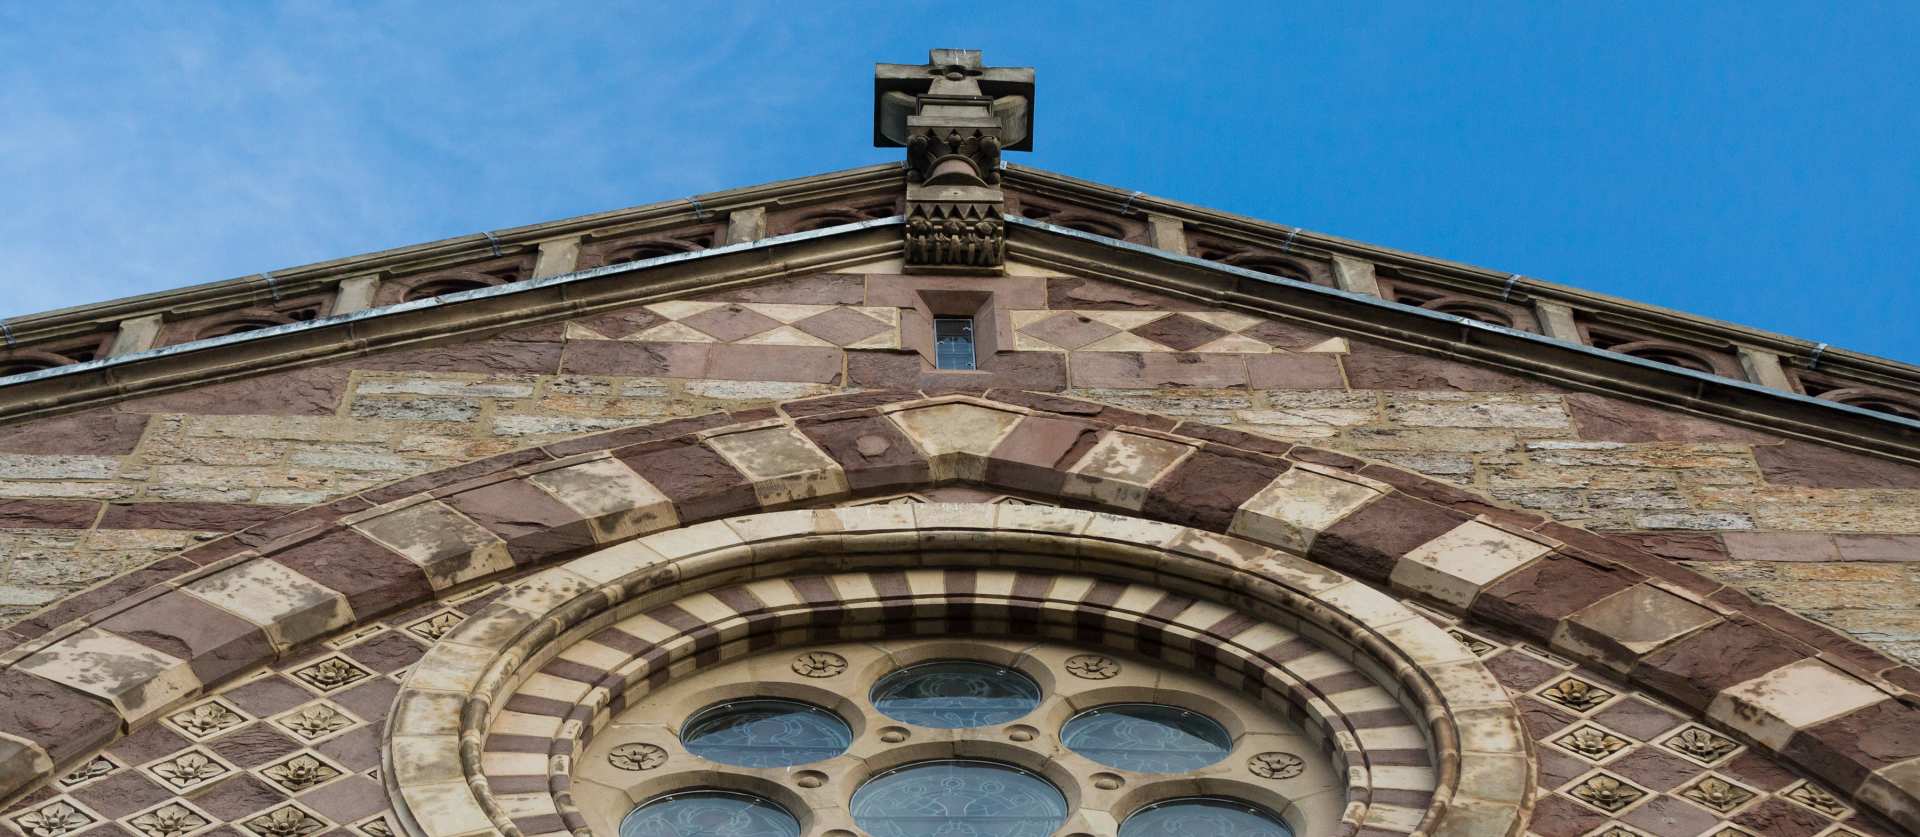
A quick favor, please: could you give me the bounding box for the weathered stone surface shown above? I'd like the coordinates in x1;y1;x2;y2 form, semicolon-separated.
1470;557;1640;639
1142;448;1285;532
704;344;843;384
1755;440;1920;489
1730;797;1843;836
567;307;668;341
356;337;564;375
97;589;271;685
1246;353;1344;390
617;438;758;522
1070;352;1248;389
1631;616;1810;711
693;273;866;305
984;415;1104;496
793;412;928;491
1344;342;1550;392
1783;699;1920;791
1046;276;1206;311
1129;313;1230;351
97;502;293;531
1555;584;1721;671
1309;494;1467;583
0;670;119;762
0;410;149;455
121;367;349;416
0;499;99;529
440;480;596;564
559;340;709;377
270;528;432;619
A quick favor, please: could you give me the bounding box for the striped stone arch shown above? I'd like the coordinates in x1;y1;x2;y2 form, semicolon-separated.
0;390;1917;834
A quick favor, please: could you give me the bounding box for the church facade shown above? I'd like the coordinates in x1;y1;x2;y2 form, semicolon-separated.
0;51;1917;837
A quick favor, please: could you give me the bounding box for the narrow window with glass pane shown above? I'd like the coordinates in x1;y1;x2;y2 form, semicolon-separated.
934;317;977;370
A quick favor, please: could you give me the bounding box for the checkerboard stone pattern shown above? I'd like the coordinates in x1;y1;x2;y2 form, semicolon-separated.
2;392;1919;836
2;578;523;837
580;300;901;350
1013;308;1348;354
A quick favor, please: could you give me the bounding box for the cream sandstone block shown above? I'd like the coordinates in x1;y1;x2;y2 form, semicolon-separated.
181;558;355;651
526;456;679;542
883;401;1022;481
705;424;848;507
1707;658;1890;749
1230;463;1392;554
1389;518;1557;610
350;500;515;591
14;627;199;724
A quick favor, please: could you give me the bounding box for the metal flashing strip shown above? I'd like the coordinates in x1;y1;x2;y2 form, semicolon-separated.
0;217;903;390
1006;215;1920;435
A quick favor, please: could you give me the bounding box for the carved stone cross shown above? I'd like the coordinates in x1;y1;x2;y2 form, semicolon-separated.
875;49;1034;273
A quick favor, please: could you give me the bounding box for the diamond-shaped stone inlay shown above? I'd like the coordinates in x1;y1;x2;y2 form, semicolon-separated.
276;703;355;741
168;699;247;739
1537;677;1613;712
1568;773;1645;813
242;804;327;837
12;800;95;836
1783;780;1847;817
293;655;371;692
793;307;890;347
1017;312;1119;350
127;802;210;837
1129;313;1231;351
1554;725;1629;761
405;610;463;642
147;748;230;790
1661;725;1739;765
678;304;782;342
1680;776;1756;813
59;754;118;788
262;753;344;792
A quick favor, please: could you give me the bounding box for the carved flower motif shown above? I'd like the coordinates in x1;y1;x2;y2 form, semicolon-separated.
1556;726;1628;760
244;806;326;837
1662;726;1738;763
1446;630;1496;657
294;656;370;691
263;754;342;791
170;701;244;737
150;750;228;788
1247;751;1305;780
1064;654;1120;680
406;611;463;642
59;755;117;787
280;705;352;740
609;743;668;771
1570;774;1644;812
1538;677;1612;711
14;801;94;836
791;651;848;678
1681;776;1755;813
1785;781;1847;816
357;818;395;837
128;804;209;837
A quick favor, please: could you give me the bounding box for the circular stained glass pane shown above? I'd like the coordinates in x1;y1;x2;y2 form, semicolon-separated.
1120;797;1294;837
1060;703;1233;772
851;759;1069;837
619;790;801;837
680;698;852;767
870;660;1043;728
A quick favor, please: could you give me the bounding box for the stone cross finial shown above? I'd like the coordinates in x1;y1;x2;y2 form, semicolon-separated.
875;49;1034;274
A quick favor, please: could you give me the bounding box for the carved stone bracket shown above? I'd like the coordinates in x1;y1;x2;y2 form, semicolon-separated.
876;49;1033;274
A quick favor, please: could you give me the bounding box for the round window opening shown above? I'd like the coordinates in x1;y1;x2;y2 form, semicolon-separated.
850;759;1069;837
618;790;800;837
1120;797;1294;837
679;698;852;768
870;660;1043;728
1060;703;1233;772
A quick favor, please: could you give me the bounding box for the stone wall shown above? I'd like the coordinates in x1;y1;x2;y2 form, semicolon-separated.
2;269;1917;664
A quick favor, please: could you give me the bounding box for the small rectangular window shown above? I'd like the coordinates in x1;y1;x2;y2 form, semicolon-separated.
933;317;976;370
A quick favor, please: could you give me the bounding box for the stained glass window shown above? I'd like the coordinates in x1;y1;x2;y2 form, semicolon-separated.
870;660;1042;728
1059;703;1233;772
680;699;852;768
1119;797;1294;837
933;317;976;370
619;790;801;837
850;760;1068;837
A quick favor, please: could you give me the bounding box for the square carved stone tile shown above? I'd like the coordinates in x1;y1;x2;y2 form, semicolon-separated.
142;746;237;792
260;751;349;793
1535;675;1617;714
165;696;252;740
404;609;465;642
11;799;102;836
121;799;216;837
292;655;373;693
239;802;331;837
1780;779;1851;818
1563;769;1652;815
1552;724;1632;763
1659;723;1743;766
58;753;122;790
1677;773;1759;815
272;701;361;743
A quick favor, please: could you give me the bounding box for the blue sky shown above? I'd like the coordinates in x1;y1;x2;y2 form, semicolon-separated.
3;2;1915;362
